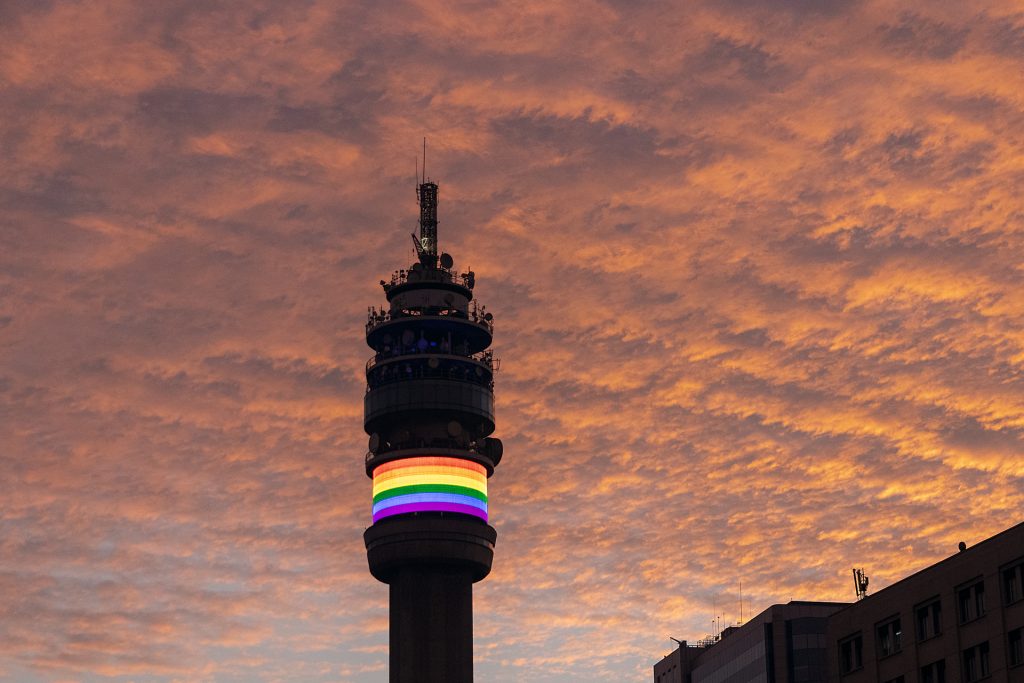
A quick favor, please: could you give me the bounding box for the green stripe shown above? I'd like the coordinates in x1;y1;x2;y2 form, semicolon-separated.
373;484;488;504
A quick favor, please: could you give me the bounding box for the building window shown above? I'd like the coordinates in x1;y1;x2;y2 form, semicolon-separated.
920;659;946;683
839;633;863;675
963;642;990;682
1003;559;1024;605
958;580;986;623
877;617;902;657
916;598;942;641
1010;628;1023;668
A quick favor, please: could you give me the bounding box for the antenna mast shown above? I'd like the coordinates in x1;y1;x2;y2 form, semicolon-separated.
739;579;743;624
415;138;438;267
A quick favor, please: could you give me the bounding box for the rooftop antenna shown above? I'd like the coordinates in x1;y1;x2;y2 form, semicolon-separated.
739;579;744;625
422;136;427;184
852;568;869;601
712;595;718;639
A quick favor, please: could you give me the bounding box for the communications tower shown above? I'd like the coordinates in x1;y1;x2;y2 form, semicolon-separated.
363;177;503;682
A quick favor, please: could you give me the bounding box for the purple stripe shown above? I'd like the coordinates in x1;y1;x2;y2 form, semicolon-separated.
372;501;488;523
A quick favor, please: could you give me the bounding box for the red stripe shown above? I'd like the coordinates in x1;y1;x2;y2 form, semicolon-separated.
373;456;485;476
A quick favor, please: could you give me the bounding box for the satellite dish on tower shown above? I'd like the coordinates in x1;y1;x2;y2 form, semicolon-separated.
440;253;454;269
368;433;381;453
483;437;503;465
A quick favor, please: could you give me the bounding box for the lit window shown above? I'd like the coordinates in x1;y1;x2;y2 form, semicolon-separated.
877;617;902;657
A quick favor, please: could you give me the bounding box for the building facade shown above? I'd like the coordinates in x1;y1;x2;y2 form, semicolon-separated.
655;602;848;683
655;641;707;683
827;521;1024;683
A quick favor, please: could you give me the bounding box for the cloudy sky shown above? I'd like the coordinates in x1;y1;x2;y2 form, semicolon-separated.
2;0;1024;681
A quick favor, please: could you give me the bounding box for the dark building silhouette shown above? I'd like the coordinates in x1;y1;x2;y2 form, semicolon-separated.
654;640;707;683
654;521;1024;683
654;602;847;683
827;521;1024;683
363;177;503;682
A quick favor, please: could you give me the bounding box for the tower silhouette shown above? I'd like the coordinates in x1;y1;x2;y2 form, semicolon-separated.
363;177;502;682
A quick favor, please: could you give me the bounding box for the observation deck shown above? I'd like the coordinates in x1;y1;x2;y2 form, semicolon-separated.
381;264;476;300
365;308;493;354
366;351;496;391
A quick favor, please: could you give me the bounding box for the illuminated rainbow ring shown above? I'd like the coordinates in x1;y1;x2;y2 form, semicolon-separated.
372;456;488;523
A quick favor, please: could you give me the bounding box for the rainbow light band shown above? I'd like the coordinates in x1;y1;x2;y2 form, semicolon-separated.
372;456;488;523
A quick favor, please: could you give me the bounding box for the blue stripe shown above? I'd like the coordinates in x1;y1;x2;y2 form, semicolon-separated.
372;492;488;513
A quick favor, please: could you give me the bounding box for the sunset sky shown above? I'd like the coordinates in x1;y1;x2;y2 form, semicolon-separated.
3;1;1024;681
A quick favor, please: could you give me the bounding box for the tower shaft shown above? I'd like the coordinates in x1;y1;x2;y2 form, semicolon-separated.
390;567;473;680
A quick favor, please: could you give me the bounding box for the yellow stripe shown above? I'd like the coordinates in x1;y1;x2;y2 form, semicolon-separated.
374;466;486;484
373;473;488;495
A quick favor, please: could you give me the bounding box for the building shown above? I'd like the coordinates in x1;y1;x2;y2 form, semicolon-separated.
362;176;504;682
655;602;848;683
656;523;1024;683
827;521;1024;683
654;640;706;683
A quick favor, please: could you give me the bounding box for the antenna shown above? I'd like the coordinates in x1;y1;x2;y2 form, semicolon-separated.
712;595;717;639
415;138;438;266
852;568;869;600
739;579;743;624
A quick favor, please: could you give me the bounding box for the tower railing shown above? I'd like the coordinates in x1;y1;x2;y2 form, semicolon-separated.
384;267;473;289
366;307;494;334
366;350;495;373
